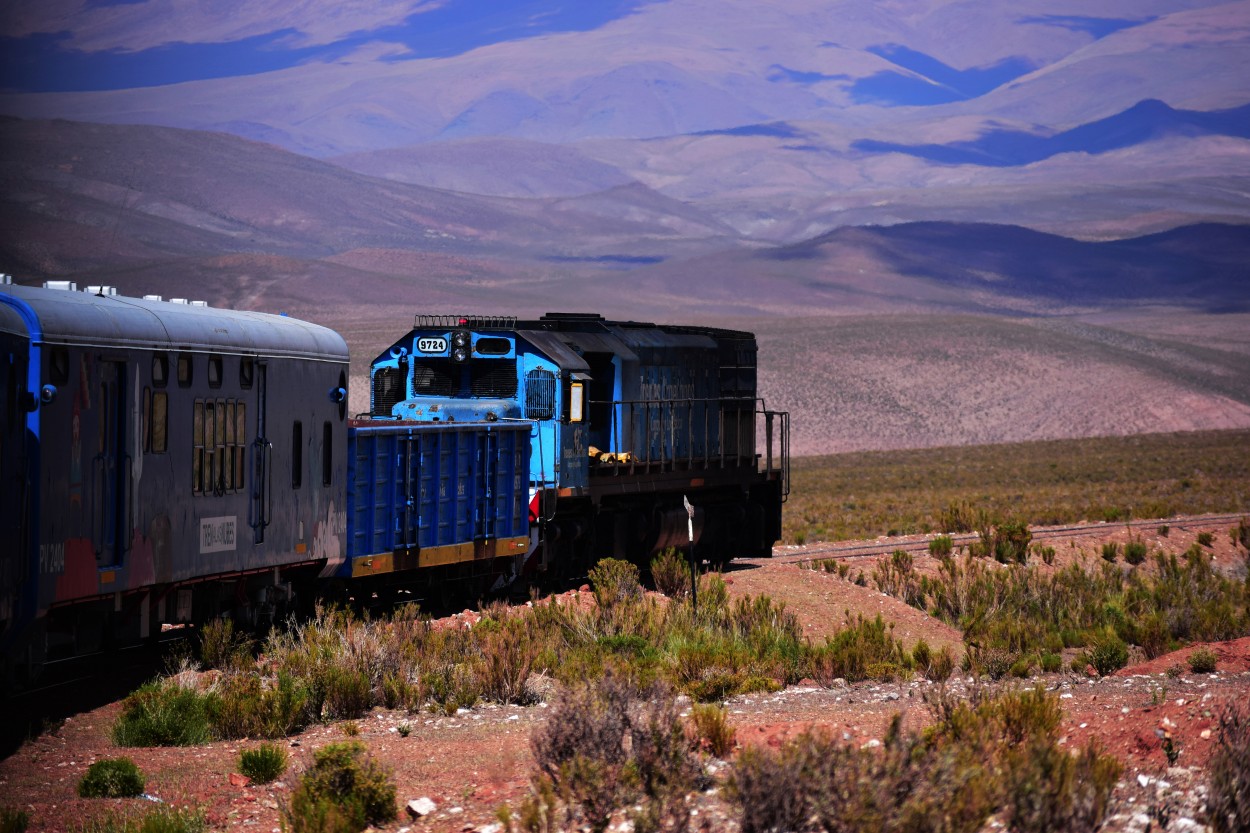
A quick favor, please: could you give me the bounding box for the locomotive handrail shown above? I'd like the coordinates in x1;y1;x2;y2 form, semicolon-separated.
414;314;518;330
591;396;786;481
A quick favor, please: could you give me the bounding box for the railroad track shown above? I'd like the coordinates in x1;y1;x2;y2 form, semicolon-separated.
755;513;1248;567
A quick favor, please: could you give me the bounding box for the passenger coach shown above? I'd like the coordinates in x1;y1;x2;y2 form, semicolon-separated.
0;282;349;680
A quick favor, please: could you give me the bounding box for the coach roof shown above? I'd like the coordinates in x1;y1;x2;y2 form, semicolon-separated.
0;285;348;361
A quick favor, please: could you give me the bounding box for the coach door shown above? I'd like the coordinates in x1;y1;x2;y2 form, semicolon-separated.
94;360;130;567
249;362;271;543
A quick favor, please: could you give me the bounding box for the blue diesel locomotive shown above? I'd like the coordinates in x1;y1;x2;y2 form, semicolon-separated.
1;284;787;686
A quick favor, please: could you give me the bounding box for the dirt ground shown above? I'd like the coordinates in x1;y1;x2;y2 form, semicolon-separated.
3;515;1248;833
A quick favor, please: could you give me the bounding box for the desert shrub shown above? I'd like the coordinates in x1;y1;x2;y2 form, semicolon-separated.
928;535;953;558
1124;539;1148;565
651;548;692;599
284;741;395;833
970;647;1016;681
911;639;931;671
528;674;699;833
1009;656;1035;678
1040;653;1063;673
1234;518;1250;551
477;614;539;705
1209;702;1250;833
689;703;736;758
112;679;216;746
993;521;1032;564
927;646;955;682
1158;524;1171;537
588;558;643;610
730;686;1115;833
239;743;289;784
1083;633;1129;677
1198;531;1215;548
211;671;312;739
0;808;28;833
78;757;146;798
938;500;980;534
1031;543;1056;566
1100;542;1119;563
198;617;252;671
1002;740;1121;833
810;614;910;684
873;551;924;607
1188;647;1218;674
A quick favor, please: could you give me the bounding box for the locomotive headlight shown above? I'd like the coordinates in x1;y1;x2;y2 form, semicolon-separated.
451;330;471;362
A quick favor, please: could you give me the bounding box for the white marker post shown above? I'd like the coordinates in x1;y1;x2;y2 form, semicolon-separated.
683;495;696;609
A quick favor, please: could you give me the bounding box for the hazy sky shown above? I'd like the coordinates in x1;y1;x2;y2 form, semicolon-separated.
0;0;651;92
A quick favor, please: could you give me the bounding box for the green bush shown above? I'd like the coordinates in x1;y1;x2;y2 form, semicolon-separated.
1188;648;1218;674
588;558;643;611
0;807;28;833
650;548;692;598
212;671;312;739
1040;653;1063;674
1198;531;1215;548
78;757;146;798
993;521;1033;564
1158;525;1170;537
1084;634;1129;677
1209;702;1250;833
284;742;396;833
1100;542;1119;563
239;743;289;784
1123;540;1148;565
928;535;954;558
112;680;216;747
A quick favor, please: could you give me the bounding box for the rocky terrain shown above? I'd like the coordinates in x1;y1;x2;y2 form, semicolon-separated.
3;514;1246;833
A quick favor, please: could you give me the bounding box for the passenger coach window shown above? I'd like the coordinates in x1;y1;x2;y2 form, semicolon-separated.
322;422;333;486
152;392;168;453
177;353;193;387
49;347;69;385
292;421;303;489
240;357;254;389
152;354;168;388
208;355;222;389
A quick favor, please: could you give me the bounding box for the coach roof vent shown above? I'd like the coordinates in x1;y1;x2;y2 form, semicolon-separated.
44;280;77;291
0;273;10;285
190;300;209;307
86;285;118;296
143;294;163;302
170;298;189;304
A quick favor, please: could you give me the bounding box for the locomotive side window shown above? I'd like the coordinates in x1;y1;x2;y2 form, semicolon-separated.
322;421;333;486
49;346;69;385
239;357;254;389
204;401;217;493
177;353;193;387
475;337;511;356
208;355;223;389
152;354;168;388
525;369;556;419
292;421;303;489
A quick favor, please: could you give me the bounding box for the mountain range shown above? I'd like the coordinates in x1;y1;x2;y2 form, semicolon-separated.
1;0;1249;451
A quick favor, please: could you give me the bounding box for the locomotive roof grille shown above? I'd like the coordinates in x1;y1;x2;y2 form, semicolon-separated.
414;314;517;329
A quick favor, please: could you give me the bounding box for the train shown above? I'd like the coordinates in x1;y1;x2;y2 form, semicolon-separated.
0;281;788;686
